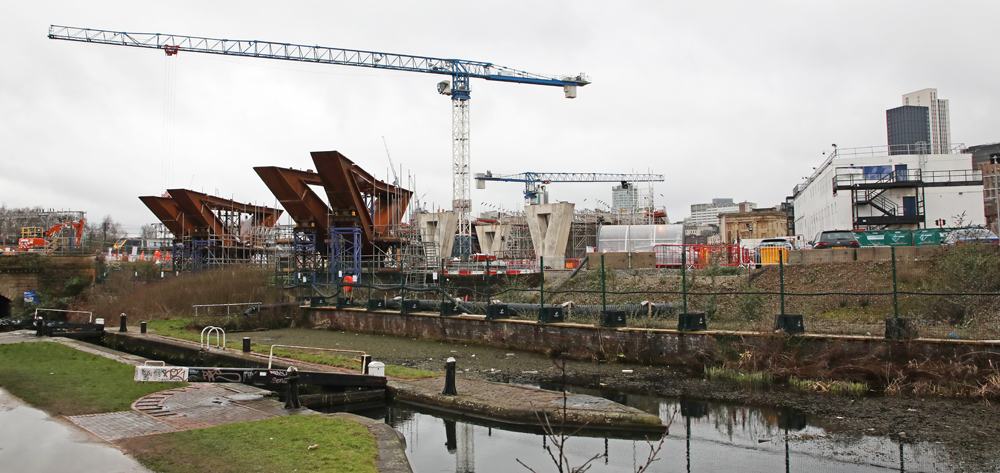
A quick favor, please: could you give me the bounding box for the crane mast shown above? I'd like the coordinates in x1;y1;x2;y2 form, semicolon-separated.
48;25;589;258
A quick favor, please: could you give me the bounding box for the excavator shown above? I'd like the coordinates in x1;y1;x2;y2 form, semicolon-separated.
18;219;86;253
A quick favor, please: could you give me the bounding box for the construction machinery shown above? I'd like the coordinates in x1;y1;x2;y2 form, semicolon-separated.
47;25;590;258
18;219;86;253
475;171;665;204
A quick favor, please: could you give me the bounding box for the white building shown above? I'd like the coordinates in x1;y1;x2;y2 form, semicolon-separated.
685;198;756;226
792;144;983;240
902;88;950;155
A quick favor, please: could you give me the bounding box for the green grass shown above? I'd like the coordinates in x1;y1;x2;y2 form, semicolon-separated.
789;376;869;396
704;365;773;389
146;318;437;380
119;415;378;473
0;342;187;416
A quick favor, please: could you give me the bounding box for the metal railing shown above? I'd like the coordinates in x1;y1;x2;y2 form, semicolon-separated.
194;302;262;317
200;326;225;350
267;344;367;369
34;308;93;323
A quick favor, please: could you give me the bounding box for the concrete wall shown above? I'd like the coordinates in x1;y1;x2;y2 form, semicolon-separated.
525;203;574;268
474;225;510;256
787;245;946;264
418;211;458;260
308;308;1000;368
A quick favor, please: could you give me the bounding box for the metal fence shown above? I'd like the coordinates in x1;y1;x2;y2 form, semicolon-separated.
314;247;1000;341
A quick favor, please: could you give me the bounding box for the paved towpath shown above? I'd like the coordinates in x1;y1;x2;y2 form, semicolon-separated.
0;330;412;473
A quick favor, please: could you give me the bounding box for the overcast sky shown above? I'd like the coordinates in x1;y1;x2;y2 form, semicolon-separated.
2;1;998;234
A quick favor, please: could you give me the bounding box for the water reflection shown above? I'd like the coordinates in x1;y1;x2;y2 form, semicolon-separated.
364;393;953;473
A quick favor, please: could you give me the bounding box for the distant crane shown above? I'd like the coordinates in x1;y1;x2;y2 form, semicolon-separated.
47;25;590;257
475;171;665;205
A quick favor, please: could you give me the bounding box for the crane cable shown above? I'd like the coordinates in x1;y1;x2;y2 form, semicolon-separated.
162;55;178;192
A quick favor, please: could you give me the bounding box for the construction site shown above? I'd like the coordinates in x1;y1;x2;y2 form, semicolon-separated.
135;150;670;291
31;27;672;292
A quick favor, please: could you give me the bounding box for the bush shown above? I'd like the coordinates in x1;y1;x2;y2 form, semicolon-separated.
923;244;1000;325
733;289;766;322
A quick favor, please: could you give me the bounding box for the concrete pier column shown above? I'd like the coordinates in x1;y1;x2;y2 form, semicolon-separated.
525;203;575;269
418;211;458;260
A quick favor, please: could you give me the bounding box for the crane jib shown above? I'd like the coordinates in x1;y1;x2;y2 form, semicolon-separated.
47;25;589;88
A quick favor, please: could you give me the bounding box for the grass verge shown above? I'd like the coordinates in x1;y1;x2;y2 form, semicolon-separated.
118;415;378;473
145;318;437;380
0;342;187;416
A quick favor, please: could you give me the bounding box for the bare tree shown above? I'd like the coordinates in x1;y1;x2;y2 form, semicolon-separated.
85;215;125;250
140;224;157;239
518;358;671;473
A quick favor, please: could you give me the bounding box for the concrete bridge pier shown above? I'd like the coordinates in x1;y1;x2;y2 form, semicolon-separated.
525;202;575;269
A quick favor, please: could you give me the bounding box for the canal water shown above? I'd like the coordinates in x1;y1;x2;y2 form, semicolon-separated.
329;388;958;473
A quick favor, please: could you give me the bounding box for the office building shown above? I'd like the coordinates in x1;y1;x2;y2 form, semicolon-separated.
886;88;951;155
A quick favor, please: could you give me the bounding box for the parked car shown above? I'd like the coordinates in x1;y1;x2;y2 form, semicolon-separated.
810;230;860;249
944;228;999;245
758;238;794;251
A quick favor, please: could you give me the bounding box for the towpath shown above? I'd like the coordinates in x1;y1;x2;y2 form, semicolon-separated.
0;330;411;473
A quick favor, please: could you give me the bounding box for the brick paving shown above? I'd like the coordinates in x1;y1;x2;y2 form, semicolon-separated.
66;411;178;441
132;384;278;431
65;384;281;440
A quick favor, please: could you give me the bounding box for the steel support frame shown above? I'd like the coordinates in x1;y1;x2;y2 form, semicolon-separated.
293;230;320;286
330;227;362;278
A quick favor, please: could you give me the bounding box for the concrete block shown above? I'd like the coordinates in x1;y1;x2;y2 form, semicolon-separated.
787;250;803;265
827;248;855;262
915;245;943;260
595;252;655;270
856;247;891;261
893;246;916;262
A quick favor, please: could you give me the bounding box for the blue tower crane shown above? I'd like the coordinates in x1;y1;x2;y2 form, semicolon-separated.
475;171;665;205
47;25;590;257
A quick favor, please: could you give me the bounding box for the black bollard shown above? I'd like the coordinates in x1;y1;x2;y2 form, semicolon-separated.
140;321;147;334
442;357;457;395
284;367;301;409
242;337;251;353
119;313;127;333
361;354;372;374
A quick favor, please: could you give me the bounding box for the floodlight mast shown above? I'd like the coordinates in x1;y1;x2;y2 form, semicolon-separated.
47;25;590;258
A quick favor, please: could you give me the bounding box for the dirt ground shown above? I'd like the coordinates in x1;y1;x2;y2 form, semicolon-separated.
249;327;1000;470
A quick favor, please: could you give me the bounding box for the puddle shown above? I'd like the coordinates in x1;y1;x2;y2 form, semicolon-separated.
0;389;151;473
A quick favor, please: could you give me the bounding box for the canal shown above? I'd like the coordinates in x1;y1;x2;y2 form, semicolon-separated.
323;389;953;472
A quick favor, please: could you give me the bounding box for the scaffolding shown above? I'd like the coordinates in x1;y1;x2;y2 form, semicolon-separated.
141;189;282;272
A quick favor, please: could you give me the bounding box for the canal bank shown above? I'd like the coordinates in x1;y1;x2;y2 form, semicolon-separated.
307;307;1000;370
103;330;667;437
